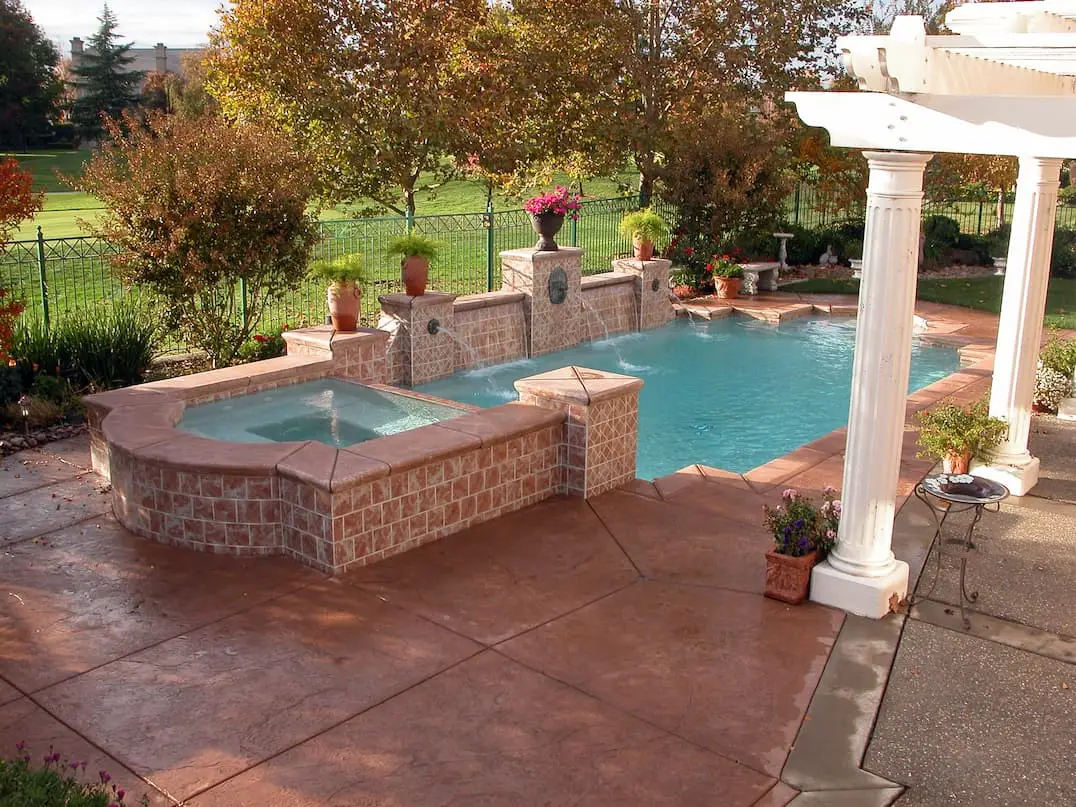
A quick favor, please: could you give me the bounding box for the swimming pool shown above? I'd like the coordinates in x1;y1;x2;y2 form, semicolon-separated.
417;316;961;479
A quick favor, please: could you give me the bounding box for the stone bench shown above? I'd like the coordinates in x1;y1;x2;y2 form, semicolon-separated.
741;262;781;295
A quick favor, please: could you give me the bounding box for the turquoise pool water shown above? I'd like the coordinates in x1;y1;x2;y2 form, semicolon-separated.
417;317;961;480
180;379;467;445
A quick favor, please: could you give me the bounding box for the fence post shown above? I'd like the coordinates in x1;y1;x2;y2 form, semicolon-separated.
35;226;50;333
977;201;984;234
570;211;578;247
239;277;248;326
485;200;495;292
794;184;801;226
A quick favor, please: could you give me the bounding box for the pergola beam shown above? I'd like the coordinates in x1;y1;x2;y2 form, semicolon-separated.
785;91;1076;158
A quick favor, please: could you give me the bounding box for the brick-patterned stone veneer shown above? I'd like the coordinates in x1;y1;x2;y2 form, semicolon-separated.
282;326;389;385
580;274;637;339
516;366;642;498
453;291;528;370
86;351;646;572
612;257;675;331
501;247;584;357
378;292;458;385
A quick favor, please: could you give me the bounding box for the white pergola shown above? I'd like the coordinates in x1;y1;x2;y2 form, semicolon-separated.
786;1;1076;618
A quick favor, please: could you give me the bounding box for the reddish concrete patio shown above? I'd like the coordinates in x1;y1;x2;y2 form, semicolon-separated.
0;297;1029;805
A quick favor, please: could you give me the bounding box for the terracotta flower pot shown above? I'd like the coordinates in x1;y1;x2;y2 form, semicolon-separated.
715;277;742;299
327;281;361;332
531;211;565;251
942;449;972;475
633;236;655;261
764;549;820;605
401;255;429;297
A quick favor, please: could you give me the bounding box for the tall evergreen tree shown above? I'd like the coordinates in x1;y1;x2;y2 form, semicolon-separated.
70;4;143;141
0;0;62;149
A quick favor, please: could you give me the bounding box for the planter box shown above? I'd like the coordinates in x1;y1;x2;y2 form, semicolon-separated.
764;549;820;605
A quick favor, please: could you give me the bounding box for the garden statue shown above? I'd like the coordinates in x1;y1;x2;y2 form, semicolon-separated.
818;245;840;265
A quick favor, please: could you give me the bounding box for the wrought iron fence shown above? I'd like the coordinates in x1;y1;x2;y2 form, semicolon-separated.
0;195;658;353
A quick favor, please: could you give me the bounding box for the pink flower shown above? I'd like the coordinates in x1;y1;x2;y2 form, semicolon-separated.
833;500;842;515
824;485;837;495
781;488;798;500
826;529;836;539
684;247;694;256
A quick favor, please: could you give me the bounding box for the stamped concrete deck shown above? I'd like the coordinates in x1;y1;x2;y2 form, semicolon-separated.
0;297;1071;805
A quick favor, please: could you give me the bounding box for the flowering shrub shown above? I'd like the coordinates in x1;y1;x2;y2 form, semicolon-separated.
523;186;582;220
237;324;289;363
763;487;841;558
0;742;148;806
1034;362;1072;413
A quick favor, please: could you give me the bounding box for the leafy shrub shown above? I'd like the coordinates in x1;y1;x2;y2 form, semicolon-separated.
922;215;961;262
0;742;148;806
10;300;159;393
0;364;23;406
954;233;993;265
1059;185;1076;207
1051;228;1076;278
237;326;289;363
1040;333;1076;379
986;223;1010;258
763;487;840;558
728;228;780;261
780;223;865;265
76;112;320;367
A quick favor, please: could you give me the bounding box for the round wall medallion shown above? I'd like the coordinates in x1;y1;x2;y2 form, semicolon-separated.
427;318;440;335
548;267;568;305
651;278;660;292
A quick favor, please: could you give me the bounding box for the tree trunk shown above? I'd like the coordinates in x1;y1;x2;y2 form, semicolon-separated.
639;170;655;207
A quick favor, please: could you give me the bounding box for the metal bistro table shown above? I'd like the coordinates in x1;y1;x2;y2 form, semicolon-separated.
909;473;1009;628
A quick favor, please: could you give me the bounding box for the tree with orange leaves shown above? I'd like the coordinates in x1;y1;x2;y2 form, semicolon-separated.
0;158;42;360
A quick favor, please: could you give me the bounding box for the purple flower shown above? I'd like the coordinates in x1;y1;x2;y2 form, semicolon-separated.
100;770;112;784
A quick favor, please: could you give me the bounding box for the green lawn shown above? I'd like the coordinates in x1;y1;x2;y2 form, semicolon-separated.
7;148;638;241
782;275;1076;329
6;150;90;192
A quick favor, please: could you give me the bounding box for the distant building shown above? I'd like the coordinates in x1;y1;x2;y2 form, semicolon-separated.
68;38;202;97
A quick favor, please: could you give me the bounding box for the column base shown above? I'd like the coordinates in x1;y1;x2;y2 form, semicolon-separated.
809;558;909;619
1057;398;1076;421
970;456;1039;496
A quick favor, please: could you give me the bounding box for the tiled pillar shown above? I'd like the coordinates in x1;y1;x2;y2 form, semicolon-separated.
501;247;583;356
811;151;932;619
282;326;389;384
514;366;641;498
973;157;1062;496
377;292;458;385
612;257;674;330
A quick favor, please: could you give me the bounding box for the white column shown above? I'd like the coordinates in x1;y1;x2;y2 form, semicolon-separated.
972;157;1061;496
811;151;932;619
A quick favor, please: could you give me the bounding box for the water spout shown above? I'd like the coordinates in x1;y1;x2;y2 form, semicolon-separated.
435;324;482;370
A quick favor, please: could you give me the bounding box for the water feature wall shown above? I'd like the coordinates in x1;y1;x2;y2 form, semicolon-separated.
452;291;528;370
612;258;675;331
378;292;458;386
579;274;637;340
501;247;585;357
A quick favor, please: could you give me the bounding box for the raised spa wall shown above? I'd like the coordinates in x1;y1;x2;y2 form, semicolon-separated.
85;247;667;573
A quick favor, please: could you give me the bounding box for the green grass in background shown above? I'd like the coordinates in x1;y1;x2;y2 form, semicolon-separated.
7;149;638;240
782;276;1076;329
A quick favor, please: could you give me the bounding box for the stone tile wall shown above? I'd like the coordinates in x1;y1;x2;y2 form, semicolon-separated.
515;366;642;498
580;276;637;339
282;423;562;572
379;293;458;385
453;292;528;371
501;248;584;357
612;258;675;331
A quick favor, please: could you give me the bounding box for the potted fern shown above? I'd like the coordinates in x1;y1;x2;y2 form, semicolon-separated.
309;254;365;332
387;233;440;296
916;400;1008;475
618;208;670;261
